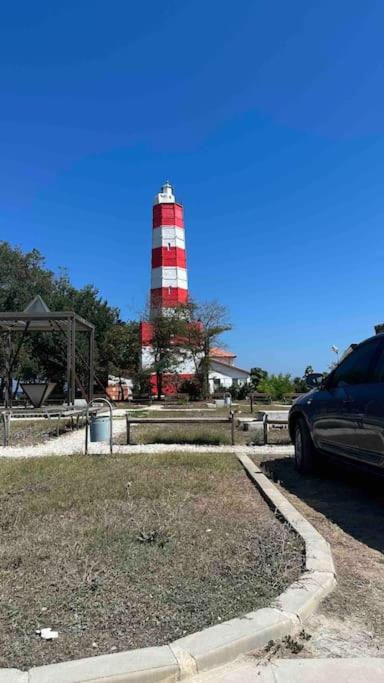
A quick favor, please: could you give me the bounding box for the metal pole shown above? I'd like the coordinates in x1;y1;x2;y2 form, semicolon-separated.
250;394;253;413
85;408;89;455
126;413;131;445
231;411;235;446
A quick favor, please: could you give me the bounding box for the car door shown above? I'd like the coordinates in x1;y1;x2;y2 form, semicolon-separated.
313;338;382;460
353;338;384;467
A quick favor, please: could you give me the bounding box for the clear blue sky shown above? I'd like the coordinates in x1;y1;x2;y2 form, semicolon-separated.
1;1;383;376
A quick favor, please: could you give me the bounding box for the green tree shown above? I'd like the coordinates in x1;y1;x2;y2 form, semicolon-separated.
148;308;190;401
184;300;232;398
293;376;308;392
0;242;55;312
293;366;316;393
249;367;268;391
257;373;294;401
101;321;140;380
0;241;122;400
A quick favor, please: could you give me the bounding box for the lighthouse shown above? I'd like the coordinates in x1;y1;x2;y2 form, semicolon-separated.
150;181;188;313
140;182;196;395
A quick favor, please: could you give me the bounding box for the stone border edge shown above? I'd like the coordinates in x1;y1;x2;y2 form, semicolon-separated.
3;454;336;683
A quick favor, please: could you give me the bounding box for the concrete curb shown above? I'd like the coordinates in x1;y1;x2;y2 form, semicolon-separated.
3;453;335;682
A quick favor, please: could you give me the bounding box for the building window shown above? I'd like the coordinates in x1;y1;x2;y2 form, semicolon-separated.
213;378;221;389
232;378;239;387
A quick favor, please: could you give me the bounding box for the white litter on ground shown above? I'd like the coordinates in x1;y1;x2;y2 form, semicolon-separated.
36;628;58;640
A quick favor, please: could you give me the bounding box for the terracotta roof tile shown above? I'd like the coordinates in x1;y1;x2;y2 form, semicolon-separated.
210;347;236;358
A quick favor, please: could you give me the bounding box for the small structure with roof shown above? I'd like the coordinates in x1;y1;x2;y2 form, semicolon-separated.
0;296;95;407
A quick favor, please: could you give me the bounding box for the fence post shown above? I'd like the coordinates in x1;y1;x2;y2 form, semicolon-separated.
1;412;7;447
263;414;268;445
231;411;235;446
250;394;253;413
5;412;10;447
126;413;131;445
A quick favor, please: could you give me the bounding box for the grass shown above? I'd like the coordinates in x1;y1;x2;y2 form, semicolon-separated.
123;424;233;446
0;453;303;669
120;421;291;446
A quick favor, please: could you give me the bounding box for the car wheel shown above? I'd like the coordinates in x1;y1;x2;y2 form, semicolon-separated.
294;418;317;473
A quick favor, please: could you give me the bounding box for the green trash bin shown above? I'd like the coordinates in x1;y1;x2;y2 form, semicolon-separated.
90;414;111;443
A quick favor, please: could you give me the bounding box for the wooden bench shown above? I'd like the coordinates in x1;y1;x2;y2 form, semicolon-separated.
131;395;153;405
250;393;272;412
282;393;306;404
163;393;189;405
258;410;289;444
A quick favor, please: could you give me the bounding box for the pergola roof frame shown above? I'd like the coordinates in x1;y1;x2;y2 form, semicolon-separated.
0;311;95;333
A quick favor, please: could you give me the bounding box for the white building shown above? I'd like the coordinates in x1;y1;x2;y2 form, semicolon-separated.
208;348;250;394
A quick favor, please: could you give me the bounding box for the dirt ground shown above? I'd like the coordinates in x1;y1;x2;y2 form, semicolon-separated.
1;418;73;448
0;452;302;670
252;452;384;658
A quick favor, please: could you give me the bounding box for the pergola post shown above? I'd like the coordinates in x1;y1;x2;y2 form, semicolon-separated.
88;328;95;402
70;316;76;405
4;332;12;409
66;323;71;406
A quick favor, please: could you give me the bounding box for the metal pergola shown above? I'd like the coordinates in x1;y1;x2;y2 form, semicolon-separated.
0;296;95;407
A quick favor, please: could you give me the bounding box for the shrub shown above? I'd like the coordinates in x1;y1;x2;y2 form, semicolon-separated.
257;374;294;401
178;378;202;401
150;429;229;445
226;384;249;400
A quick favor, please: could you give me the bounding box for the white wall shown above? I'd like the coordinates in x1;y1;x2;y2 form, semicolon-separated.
141;345;198;374
208;361;250;394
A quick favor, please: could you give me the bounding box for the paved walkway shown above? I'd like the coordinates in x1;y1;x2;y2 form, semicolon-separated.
192;656;384;682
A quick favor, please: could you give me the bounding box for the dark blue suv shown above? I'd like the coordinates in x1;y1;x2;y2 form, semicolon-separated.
288;333;384;473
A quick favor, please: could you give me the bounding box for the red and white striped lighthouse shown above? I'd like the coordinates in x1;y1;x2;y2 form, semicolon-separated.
140;182;197;395
150;182;188;313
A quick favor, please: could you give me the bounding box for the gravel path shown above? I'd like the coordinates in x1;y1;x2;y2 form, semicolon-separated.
0;419;294;459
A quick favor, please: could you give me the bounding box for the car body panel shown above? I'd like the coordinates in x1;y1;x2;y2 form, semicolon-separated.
289;333;384;472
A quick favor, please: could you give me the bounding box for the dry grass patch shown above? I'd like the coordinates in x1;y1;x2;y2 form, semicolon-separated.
0;418;74;448
0;453;303;669
122;423;234;446
120;422;290;446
